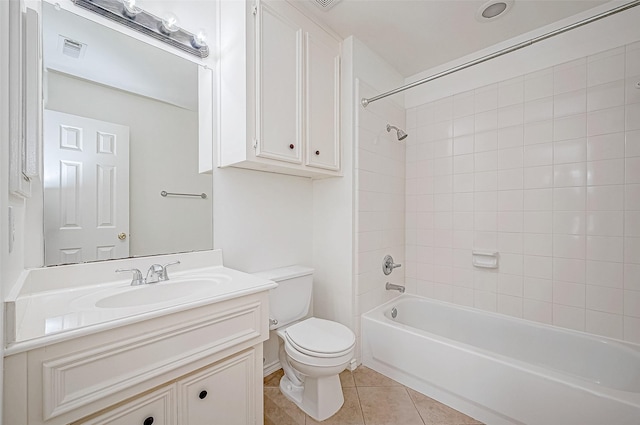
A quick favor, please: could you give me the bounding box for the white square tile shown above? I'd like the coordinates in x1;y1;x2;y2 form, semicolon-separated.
553;280;585;307
498;78;524;108
553;187;586;211
453;248;472;268
499;253;523;276
625;316;640;344
498;169;524;190
475;84;498;113
498;232;523;254
497;147;524;170
587;159;625;186
524;211;553;233
553;304;585;331
624;289;640;317
524;165;553;189
433;157;453;176
433;97;453;123
625;184;640;210
587;80;625;112
586;260;623;288
434;193;453;211
554;162;586;187
586;285;624;313
416;194;434;212
474;130;498;152
524;234;553;257
453;153;474;174
524;255;552;279
433;175;453;194
498;273;524;296
586;310;623;339
553;211;586;235
524;120;553;145
474;212;497;232
434;211;453;230
554;89;586;118
553;138;587;164
453;91;475;118
586;211;624;236
475;109;498;133
524;97;553;124
627;130;640;158
525;68;554;101
497;125;524;149
454;116;475;137
454;212;474;231
553;257;585;283
474;191;497;211
587;185;624;210
524;188;553;211
587;235;624;262
453;135;474;156
553;234;586;259
627;102;640;131
587;53;624;87
587;106;625;137
587;132;625;160
625;211;640;237
627;45;640;76
626;157;640;183
474;290;497;312
625;263;640;290
497;212;523;233
554;114;586;142
497;294;523;318
474;171;498;191
523;299;552;324
474;270;497;292
433;139;453;158
453;193;473;211
554;62;587;94
626;76;640;105
524;277;553;302
498;190;523;211
524;143;553;167
453;266;474;286
498;104;524;129
432;120;454;140
475;231;498;251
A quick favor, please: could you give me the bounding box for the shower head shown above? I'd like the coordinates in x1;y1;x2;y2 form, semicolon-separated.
387;124;408;141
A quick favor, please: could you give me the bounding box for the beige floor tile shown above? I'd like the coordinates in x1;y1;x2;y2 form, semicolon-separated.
306;387;365;425
408;388;483;425
264;369;284;388
339;369;356;387
357;386;425;425
264;387;305;425
353;366;403;387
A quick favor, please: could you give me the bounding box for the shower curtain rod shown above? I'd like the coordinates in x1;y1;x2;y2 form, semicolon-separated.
361;0;640;108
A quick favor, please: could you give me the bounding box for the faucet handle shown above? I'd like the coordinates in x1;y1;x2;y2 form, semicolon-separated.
383;255;402;275
146;264;164;283
116;268;145;286
161;260;181;280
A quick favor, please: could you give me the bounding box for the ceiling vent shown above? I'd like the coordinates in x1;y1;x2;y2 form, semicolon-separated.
58;35;87;59
476;0;514;22
311;0;341;11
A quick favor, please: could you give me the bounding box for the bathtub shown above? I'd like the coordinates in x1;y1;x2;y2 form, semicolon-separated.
362;294;640;425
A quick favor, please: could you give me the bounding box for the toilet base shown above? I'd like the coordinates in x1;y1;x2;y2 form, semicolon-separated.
279;373;345;421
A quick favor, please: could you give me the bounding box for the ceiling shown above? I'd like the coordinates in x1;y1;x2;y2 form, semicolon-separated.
292;0;611;77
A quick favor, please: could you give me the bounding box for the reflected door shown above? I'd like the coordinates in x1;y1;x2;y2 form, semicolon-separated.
44;110;130;265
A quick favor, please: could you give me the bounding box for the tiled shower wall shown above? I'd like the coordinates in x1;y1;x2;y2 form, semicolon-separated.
355;79;406;356
404;42;640;343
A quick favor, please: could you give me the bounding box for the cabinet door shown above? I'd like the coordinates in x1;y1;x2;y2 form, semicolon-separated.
178;349;256;425
255;1;303;164
305;29;340;171
79;385;176;425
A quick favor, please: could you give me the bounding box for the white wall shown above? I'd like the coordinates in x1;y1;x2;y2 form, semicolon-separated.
44;71;212;260
404;36;640;342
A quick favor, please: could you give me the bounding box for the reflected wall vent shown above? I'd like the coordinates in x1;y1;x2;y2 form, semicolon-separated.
311;0;341;10
58;35;87;59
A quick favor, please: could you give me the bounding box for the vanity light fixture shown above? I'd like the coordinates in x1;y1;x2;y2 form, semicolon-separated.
71;0;209;58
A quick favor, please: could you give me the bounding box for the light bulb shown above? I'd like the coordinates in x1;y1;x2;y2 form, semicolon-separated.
160;12;179;35
122;0;141;18
191;30;207;48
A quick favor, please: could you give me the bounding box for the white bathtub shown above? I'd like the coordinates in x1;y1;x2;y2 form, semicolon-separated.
362;294;640;425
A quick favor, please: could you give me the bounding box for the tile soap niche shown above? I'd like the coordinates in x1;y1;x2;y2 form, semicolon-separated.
472;250;499;269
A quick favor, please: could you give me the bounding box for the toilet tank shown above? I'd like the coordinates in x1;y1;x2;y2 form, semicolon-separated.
254;265;313;330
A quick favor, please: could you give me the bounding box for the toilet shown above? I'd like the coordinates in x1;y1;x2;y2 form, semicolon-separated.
255;266;355;422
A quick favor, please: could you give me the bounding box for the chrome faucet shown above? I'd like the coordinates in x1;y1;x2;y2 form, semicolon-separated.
386;282;405;293
116;268;145;286
116;260;181;286
146;264;164;283
383;255;402;275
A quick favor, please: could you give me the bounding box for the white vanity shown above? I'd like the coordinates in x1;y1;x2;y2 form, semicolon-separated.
3;250;276;425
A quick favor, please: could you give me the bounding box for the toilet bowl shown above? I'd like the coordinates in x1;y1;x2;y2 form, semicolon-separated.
255;266;356;421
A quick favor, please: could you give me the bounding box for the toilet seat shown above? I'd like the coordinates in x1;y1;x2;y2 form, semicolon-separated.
284;317;355;358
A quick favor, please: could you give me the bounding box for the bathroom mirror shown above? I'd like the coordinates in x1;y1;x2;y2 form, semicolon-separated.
41;2;213;266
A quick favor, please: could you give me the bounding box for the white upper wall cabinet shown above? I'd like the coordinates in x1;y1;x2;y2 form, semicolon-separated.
218;0;341;178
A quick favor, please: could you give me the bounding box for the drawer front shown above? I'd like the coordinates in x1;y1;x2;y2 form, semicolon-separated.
78;385;176;425
42;301;262;420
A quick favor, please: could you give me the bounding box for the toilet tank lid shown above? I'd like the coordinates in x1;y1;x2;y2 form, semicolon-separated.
254;265;314;282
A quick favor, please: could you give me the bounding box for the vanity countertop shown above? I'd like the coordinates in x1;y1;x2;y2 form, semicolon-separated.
4;251;277;356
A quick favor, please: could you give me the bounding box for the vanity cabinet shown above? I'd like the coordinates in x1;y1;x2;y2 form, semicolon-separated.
3;292;268;425
219;0;341;178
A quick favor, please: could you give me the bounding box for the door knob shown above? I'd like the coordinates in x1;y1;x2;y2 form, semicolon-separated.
118;232;127;240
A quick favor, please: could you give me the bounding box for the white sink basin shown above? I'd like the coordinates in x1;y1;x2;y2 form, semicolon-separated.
95;278;220;308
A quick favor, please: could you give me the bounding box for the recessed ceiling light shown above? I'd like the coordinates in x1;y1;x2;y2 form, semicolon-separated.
476;0;514;22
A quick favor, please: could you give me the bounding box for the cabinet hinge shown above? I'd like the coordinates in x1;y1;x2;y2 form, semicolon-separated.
253;139;258;149
252;4;258;16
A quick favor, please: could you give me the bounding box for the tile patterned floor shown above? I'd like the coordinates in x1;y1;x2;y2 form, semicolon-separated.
264;366;484;425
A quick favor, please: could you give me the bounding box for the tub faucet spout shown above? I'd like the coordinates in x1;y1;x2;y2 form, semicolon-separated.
386;282;405;293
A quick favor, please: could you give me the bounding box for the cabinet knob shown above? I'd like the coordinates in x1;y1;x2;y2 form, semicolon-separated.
315;150;320;155
143;417;154;425
289;144;295;150
199;390;208;399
